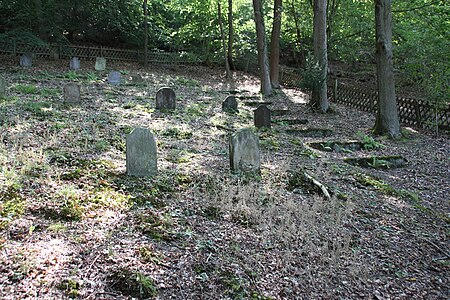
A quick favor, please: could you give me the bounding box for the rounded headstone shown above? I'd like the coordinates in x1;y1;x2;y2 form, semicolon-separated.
254;105;271;129
155;87;176;110
229;128;260;174
70;57;80;70
63;83;81;103
126;128;158;177
222;95;238;113
108;71;121;86
20;53;33;67
95;57;106;71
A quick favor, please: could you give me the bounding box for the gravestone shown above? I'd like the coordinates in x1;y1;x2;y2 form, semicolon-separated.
63;83;81;103
20;53;32;67
254;105;271;129
156;87;176;110
126;128;157;177
222;95;238;113
108;71;121;86
49;49;59;60
131;74;144;83
229;128;260;174
0;76;6;98
70;57;80;70
95;57;106;71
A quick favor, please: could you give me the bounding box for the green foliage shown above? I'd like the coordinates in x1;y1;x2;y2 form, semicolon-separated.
108;268;157;299
13;84;39;94
0;185;25;230
300;54;326;92
356;132;385;151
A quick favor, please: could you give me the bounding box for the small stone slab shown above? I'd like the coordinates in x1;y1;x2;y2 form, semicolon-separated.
126;128;157;177
229;128;260;174
95;57;106;71
273;118;308;125
70;57;80;70
222;95;238;113
108;71;121;86
286;128;333;138
344;156;407;169
0;76;6;98
308;141;363;152
63;83;81;103
156;87;176;110
254;105;271;129
20;53;32;67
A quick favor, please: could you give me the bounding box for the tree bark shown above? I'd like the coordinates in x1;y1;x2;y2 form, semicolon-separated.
373;0;401;138
218;2;232;78
312;0;329;113
143;0;148;67
253;0;273;96
227;0;235;70
269;0;282;88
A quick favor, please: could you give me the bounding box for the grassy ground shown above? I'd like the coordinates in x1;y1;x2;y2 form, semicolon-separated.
0;58;448;299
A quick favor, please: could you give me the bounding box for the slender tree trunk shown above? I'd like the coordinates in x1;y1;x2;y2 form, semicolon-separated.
270;0;282;88
227;0;235;70
312;0;329;113
373;0;400;138
143;0;148;67
34;0;46;40
287;0;303;64
253;0;273;96
218;2;232;78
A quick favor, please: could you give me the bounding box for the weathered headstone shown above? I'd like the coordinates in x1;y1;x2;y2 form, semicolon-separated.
108;71;121;86
156;87;176;110
126;128;157;177
70;57;80;70
254;105;271;129
20;53;32;67
222;95;238;113
63;83;81;103
0;76;6;98
229;128;260;173
95;57;106;71
49;49;59;60
131;74;144;83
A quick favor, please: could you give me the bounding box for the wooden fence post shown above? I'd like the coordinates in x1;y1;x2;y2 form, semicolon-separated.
333;79;338;102
414;99;422;127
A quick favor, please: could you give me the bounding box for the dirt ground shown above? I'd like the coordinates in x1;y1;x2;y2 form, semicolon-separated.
0;57;448;299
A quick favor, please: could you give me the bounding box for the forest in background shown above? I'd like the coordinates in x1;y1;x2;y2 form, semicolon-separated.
0;0;448;102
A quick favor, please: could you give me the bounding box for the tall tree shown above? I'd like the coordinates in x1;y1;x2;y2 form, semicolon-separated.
227;0;235;70
373;0;400;138
218;1;232;78
311;0;329;113
269;0;282;88
253;0;273;96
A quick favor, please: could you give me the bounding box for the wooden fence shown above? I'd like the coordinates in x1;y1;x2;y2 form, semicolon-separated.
0;40;201;65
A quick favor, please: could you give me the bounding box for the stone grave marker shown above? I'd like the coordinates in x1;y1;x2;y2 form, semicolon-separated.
108;71;121;86
95;57;106;71
0;76;6;98
222;95;238;113
131;74;144;83
20;53;32;67
63;83;81;103
126;128;157;177
229;128;260;174
254;105;271;129
70;57;80;70
156;87;176;110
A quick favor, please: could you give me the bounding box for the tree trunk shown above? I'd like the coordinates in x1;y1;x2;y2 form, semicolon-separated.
143;0;148;67
373;0;400;138
253;0;273;96
227;0;235;70
218;2;232;78
269;0;282;88
312;0;329;113
34;0;46;40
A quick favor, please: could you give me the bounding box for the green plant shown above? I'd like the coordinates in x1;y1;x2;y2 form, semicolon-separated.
368;157;390;169
0;185;25;229
85;72;98;82
356;132;385;151
64;71;80;81
108;268;157;298
13;84;39;94
58;278;80;298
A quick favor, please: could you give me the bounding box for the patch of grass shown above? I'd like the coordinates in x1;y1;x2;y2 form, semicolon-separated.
61;197;84;221
0;185;25;230
108;267;157;299
166;149;193;164
260;138;280;151
185;103;206;117
137;209;173;241
64;70;80;81
94;139;110;152
13;84;39;94
89;187;131;210
47;222;68;233
176;76;199;87
57;278;80;298
160;127;193;139
40;87;59;97
85;72;98;82
139;246;163;264
22;101;54;119
356;132;385;151
353;173;397;195
294;147;320;159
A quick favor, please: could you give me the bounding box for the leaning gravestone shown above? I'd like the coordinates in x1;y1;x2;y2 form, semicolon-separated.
0;77;6;98
95;57;106;71
63;83;81;103
20;53;32;67
126;128;157;177
222;95;238;113
108;71;121;86
254;105;271;129
229;128;260;174
156;87;176;110
70;57;80;70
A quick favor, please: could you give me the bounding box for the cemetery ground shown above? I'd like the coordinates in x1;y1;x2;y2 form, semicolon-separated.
0;58;448;299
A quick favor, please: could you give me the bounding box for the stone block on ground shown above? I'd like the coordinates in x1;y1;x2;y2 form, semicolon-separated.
126;128;158;177
254;105;271;129
156;87;176;110
222;95;238;113
95;57;106;71
108;71;121;86
229;128;260;174
63;83;81;103
20;53;32;67
70;57;80;70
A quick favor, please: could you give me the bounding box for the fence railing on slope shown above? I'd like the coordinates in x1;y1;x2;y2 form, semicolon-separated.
0;40;201;65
